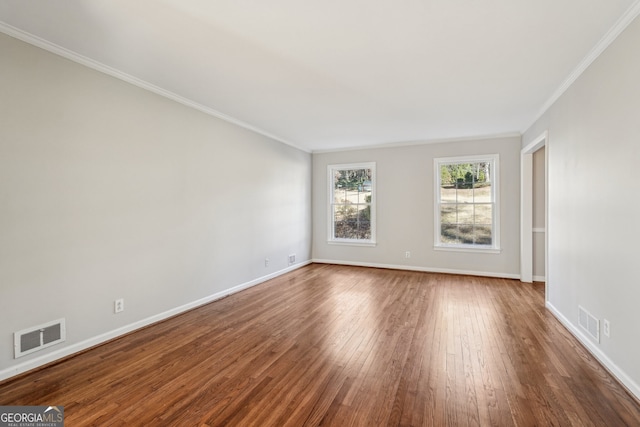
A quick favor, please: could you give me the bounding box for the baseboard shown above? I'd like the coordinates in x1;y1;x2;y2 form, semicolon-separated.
312;259;520;280
533;275;547;282
0;261;311;383
546;301;640;402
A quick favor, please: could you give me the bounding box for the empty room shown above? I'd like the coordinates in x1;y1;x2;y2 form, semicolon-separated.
1;1;640;425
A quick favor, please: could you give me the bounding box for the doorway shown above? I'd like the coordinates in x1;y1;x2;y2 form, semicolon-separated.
521;131;548;300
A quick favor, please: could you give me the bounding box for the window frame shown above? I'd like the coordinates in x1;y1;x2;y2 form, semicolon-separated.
327;162;377;246
434;154;500;253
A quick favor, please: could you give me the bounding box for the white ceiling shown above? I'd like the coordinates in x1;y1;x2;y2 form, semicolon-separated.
1;0;638;152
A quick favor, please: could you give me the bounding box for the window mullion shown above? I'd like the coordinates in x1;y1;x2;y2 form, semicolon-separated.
434;156;499;250
328;163;376;244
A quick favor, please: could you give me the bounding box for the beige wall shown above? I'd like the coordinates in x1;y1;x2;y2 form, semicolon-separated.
0;33;312;378
312;136;521;277
523;15;640;398
532;147;546;279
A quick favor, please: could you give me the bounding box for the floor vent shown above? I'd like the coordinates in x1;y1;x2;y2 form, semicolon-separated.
578;306;599;343
14;318;66;358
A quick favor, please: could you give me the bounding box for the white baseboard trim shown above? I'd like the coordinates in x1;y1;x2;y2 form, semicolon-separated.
533;275;546;282
312;259;520;280
0;261;311;383
546;301;640;401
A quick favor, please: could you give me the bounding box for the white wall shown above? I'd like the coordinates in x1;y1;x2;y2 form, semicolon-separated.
0;34;312;378
312;136;521;277
523;15;640;397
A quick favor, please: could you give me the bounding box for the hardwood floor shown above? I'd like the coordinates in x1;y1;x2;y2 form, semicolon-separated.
1;264;639;426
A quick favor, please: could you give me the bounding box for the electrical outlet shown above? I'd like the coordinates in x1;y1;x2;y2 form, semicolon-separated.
603;319;610;337
288;254;296;265
265;258;269;267
405;251;411;258
114;299;124;314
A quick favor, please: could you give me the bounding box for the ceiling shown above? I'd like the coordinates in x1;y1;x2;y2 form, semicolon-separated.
1;0;638;152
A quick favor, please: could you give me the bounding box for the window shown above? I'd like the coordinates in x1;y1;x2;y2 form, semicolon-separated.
328;163;376;245
434;155;499;252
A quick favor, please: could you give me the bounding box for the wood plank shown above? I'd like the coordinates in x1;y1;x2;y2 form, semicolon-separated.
1;264;639;426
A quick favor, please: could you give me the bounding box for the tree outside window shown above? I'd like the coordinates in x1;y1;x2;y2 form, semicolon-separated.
435;155;499;251
328;163;376;245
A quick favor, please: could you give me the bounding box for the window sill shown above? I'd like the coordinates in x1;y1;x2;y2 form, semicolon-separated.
434;245;501;254
328;240;377;247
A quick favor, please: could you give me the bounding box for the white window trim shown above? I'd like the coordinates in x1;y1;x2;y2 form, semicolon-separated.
327;162;377;246
434;154;500;252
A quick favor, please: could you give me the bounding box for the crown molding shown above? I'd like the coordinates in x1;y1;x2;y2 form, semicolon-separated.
0;22;311;154
523;0;640;134
312;132;522;154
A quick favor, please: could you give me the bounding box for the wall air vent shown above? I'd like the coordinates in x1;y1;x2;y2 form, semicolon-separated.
578;306;599;343
14;318;66;359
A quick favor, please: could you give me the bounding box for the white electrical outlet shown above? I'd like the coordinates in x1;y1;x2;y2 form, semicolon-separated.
265;258;269;267
114;299;124;314
603;319;610;337
288;254;296;265
405;251;411;258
